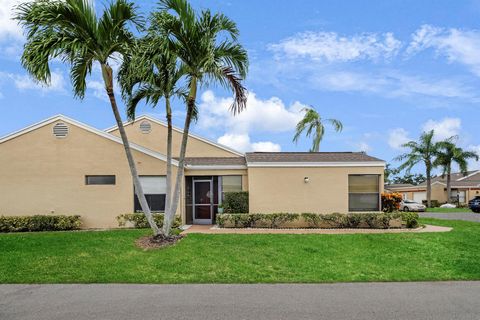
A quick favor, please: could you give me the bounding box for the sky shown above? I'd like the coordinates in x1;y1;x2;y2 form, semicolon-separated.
1;0;480;175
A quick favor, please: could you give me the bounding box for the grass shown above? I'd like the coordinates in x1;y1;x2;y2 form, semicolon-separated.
0;218;479;283
426;207;473;213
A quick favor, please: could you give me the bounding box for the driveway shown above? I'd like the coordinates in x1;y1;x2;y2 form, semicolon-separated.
420;212;480;222
1;282;480;320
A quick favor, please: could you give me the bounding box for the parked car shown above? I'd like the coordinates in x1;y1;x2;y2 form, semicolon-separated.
469;197;480;213
400;200;426;212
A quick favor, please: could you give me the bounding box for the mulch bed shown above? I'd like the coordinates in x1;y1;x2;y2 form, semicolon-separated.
135;234;184;250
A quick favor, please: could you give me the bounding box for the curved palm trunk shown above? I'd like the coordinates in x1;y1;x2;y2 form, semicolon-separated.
426;164;432;208
446;165;452;203
162;97;174;235
168;78;197;231
101;64;160;236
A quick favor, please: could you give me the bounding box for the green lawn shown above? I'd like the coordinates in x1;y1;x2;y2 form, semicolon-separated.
0;218;479;283
426;207;473;213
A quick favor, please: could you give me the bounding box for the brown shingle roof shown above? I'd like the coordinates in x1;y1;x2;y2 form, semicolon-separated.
183;157;246;166
245;152;384;163
418;170;480;188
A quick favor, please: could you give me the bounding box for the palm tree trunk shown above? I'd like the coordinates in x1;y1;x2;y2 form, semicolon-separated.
446;165;452;203
426;164;432;208
162;96;173;235
101;64;160;236
168;77;197;228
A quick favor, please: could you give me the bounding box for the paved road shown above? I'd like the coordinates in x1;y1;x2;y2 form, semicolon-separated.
420;212;480;222
1;282;479;320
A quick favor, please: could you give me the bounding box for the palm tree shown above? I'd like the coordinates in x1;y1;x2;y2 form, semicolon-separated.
118;36;187;236
155;0;248;231
293;107;343;152
434;141;478;203
15;0;160;235
394;130;450;207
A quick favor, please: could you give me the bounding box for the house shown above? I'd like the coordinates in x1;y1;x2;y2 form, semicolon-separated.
385;171;480;205
0;115;386;228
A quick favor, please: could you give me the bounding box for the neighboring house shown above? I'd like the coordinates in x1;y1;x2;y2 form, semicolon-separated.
0;115;385;228
386;171;480;204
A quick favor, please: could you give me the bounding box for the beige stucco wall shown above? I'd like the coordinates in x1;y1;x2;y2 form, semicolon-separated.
247;166;384;213
431;184;447;203
0;121;180;229
110;119;240;158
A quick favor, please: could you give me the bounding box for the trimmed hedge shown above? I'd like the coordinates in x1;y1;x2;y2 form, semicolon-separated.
0;215;81;233
216;212;419;229
116;213;182;229
223;191;249;213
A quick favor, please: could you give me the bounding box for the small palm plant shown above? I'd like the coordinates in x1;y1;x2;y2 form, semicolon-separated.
15;0;160;235
434;141;478;203
293;107;343;152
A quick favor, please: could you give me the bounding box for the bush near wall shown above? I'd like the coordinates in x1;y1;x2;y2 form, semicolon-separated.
116;213;182;229
0;215;81;233
382;192;403;212
223;191;249;213
216;212;419;229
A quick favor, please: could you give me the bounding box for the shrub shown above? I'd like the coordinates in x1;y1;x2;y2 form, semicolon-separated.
401;211;419;228
0;215;81;233
301;213;322;228
382;192;403;212
422;200;440;208
263;213;298;228
223;192;249;213
116;213;181;229
217;212;417;229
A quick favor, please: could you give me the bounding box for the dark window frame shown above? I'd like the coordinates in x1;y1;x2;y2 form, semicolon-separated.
133;175;167;213
85;175;116;185
348;174;380;212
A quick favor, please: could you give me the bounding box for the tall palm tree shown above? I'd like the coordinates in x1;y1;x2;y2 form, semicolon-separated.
118;36;187;236
293;107;343;152
155;0;248;230
434;141;478;203
15;0;160;235
394;130;451;207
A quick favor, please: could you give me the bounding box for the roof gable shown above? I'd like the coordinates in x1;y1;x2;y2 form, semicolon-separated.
0;115;178;166
106;115;244;157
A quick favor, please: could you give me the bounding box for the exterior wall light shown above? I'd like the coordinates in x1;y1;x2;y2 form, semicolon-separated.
304;177;309;183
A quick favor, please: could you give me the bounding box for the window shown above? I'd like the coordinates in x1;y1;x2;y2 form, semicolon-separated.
220;175;242;200
134;176;166;212
85;175;116;185
348;175;380;211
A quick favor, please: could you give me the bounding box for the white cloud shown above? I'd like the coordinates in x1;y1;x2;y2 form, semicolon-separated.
388;128;410;150
356;141;371;153
0;70;66;93
197;90;305;152
466;145;480;170
251;141;281;152
0;0;29;41
87;80;108;101
312;70;475;100
198;90;305;135
422;117;461;141
270;31;401;62
217;133;281;152
407;24;480;76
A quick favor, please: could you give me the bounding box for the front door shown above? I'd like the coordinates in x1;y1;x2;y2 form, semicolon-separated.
193;180;213;224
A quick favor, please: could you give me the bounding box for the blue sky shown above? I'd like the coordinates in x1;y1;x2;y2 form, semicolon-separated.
1;0;480;174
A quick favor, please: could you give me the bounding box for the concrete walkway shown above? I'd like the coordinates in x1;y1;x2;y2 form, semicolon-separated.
420;212;480;222
1;282;479;320
182;224;452;234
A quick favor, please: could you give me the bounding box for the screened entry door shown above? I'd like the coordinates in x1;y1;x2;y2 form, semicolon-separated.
193;180;213;224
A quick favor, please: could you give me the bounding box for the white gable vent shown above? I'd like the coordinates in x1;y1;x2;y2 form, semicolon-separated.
52;122;69;138
139;120;151;134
